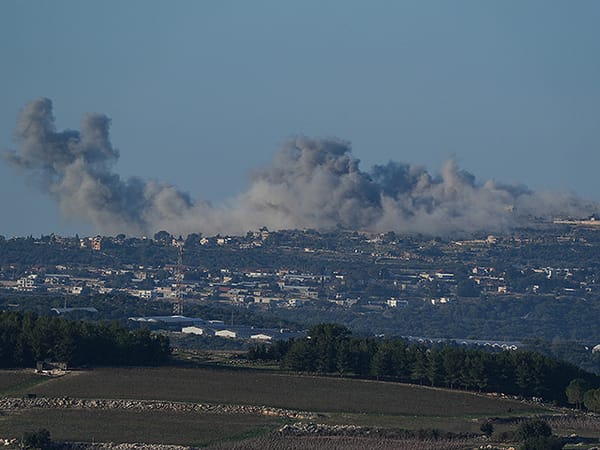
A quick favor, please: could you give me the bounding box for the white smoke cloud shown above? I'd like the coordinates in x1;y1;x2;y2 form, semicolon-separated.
4;98;597;236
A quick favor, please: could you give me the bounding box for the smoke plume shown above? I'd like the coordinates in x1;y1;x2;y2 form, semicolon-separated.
4;98;597;236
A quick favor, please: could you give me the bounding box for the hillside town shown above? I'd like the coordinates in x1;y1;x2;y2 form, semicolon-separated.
2;221;600;327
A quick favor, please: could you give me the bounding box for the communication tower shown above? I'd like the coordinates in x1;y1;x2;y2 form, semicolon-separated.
172;239;185;315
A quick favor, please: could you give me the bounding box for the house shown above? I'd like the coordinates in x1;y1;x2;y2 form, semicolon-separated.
287;298;308;307
44;274;72;285
91;236;102;251
435;272;455;280
250;333;273;341
182;326;208;336
36;361;67;375
387;298;408;308
130;289;153;300
17;275;41;292
215;329;239;339
253;295;282;305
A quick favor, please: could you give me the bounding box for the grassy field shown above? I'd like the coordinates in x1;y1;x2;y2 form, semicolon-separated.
0;409;281;446
0;370;50;395
0;366;562;448
14;366;542;417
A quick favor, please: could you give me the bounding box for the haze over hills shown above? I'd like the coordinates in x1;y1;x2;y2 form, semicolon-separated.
4;98;599;237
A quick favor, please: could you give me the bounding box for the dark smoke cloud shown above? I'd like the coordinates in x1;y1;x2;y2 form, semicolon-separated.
4;98;598;236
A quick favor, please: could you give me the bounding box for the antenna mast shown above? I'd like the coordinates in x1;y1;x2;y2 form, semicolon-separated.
172;239;184;315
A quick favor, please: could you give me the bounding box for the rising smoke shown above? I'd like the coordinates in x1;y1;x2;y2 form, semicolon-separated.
3;98;597;236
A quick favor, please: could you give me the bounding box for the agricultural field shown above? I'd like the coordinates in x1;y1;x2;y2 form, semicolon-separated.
0;370;50;395
11;366;541;416
0;409;280;447
0;367;597;449
206;435;476;450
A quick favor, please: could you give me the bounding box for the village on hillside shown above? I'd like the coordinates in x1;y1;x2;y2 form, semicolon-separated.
1;221;600;344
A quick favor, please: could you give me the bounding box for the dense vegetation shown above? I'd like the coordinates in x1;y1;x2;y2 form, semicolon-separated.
249;324;599;405
0;311;171;367
269;296;600;343
263;298;600;376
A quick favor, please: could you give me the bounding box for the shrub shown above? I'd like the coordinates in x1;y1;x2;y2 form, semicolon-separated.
22;428;52;450
480;421;494;437
519;435;564;450
515;418;552;441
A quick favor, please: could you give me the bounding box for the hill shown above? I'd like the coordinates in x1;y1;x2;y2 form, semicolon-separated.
0;366;554;448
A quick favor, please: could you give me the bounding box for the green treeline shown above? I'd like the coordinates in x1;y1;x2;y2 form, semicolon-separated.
248;324;598;404
0;311;170;367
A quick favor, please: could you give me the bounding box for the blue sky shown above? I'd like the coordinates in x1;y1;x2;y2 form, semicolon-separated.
1;1;599;237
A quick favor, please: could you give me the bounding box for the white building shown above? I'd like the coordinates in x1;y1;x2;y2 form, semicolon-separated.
17;275;39;291
215;329;238;338
182;326;207;336
250;333;273;341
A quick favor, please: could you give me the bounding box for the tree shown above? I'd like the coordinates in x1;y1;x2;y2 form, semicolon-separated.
519;435;564;450
426;348;445;387
410;348;428;385
282;339;315;372
515;418;552;441
308;323;350;373
584;388;600;413
335;338;355;375
185;232;202;247
469;352;490;391
371;342;396;379
515;419;564;450
353;338;377;376
566;378;589;409
442;347;464;389
153;230;172;243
